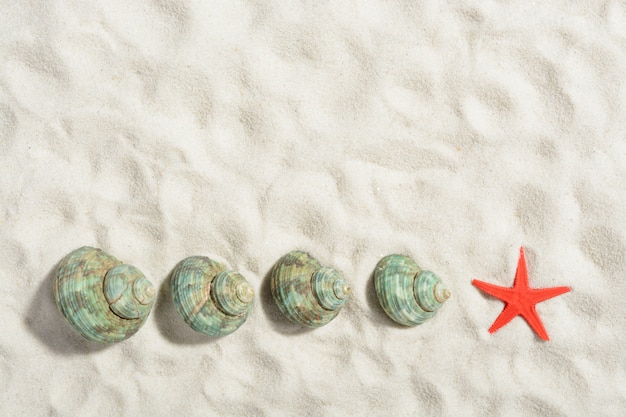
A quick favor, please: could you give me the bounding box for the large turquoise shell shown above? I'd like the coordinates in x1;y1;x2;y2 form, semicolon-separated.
53;246;156;343
374;254;450;326
270;251;351;327
170;256;254;337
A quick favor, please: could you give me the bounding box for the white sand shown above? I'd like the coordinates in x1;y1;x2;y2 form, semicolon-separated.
1;1;626;415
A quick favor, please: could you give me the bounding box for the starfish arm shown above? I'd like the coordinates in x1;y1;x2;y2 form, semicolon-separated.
472;279;515;302
520;305;550;341
488;304;520;334
529;286;571;304
514;247;529;290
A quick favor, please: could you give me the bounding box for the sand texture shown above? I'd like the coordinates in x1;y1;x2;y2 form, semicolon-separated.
1;1;626;415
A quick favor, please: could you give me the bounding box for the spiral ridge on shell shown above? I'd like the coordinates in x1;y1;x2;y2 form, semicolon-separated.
170;256;254;337
270;251;350;327
53;246;155;343
374;254;450;326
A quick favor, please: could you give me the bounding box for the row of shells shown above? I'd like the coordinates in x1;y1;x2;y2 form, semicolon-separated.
54;247;451;343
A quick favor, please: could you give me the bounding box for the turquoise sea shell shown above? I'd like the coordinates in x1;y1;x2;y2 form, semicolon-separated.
374;254;450;326
170;256;254;337
54;246;156;343
270;251;351;327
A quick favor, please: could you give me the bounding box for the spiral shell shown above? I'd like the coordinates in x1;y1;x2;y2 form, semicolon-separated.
374;254;450;326
53;246;156;343
270;251;351;327
170;256;254;337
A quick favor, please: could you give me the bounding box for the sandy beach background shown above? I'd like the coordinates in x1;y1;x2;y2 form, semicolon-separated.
1;1;625;415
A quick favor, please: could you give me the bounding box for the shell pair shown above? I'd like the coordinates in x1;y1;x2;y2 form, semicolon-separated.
53;247;255;343
269;251;450;328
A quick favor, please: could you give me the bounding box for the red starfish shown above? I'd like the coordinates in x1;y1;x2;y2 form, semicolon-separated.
472;247;570;341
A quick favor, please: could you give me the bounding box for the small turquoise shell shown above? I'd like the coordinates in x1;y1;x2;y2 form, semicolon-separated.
374;254;450;326
54;247;156;343
270;251;351;327
170;256;254;337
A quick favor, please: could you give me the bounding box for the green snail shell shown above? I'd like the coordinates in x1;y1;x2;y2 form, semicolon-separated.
270;251;351;327
374;254;450;326
170;256;254;337
53;246;156;343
